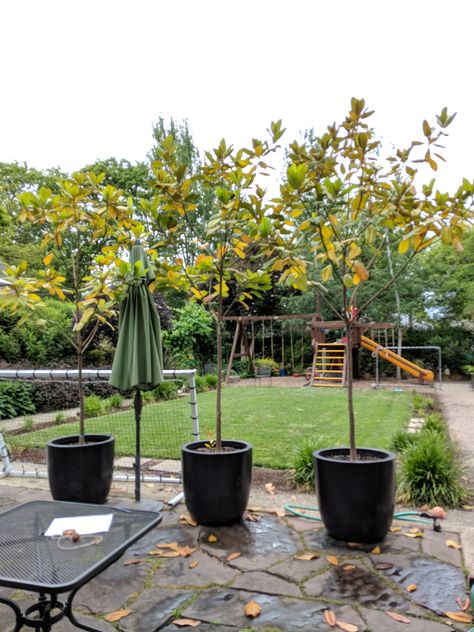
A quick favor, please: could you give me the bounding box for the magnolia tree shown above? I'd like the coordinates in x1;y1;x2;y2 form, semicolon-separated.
0;172;137;441
274;98;473;460
147;123;285;449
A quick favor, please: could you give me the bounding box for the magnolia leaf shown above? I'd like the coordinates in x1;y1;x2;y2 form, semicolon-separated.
403;532;423;539
386;611;411;624
244;599;262;618
104;609;133;622
446;539;462;550
406;583;417;592
208;534;218;543
326;555;339;566
322;264;333;283
353;261;369;281
335;621;359;632
375;562;394;571
157;542;179;549
346;542;363;549
179;546;196;557
172;618;201;627
179;514;198;527
389;526;401;532
43;253;53;266
342;564;356;572
294;552;319;561
270;507;286;518
123;559;144;566
444;611;472;623
226;552;242;561
323;609;337;626
189;560;199;569
408;527;422;534
265;483;276;495
398;238;410;255
371;545;381;555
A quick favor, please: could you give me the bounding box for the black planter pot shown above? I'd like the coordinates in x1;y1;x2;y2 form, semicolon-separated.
47;434;115;504
314;447;395;543
181;440;252;526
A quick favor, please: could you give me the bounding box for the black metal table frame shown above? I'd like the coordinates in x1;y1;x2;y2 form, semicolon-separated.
0;501;162;631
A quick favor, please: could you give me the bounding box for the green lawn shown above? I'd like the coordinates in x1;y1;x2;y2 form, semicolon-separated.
6;387;412;469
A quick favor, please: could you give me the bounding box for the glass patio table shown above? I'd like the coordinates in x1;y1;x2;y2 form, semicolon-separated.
0;500;162;631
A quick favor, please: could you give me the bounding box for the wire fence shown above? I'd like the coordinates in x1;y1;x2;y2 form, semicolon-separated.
0;369;199;485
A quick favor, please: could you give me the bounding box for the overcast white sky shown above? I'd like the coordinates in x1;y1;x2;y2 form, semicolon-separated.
1;0;472;192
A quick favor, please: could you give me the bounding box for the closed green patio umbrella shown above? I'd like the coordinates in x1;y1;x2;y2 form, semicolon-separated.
110;241;164;501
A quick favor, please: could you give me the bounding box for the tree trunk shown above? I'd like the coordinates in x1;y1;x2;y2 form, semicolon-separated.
346;321;357;460
77;330;85;443
215;308;223;451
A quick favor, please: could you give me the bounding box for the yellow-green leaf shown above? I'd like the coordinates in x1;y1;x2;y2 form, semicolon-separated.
398;238;410;254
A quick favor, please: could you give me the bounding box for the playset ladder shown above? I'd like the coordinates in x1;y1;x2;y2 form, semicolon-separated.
311;342;347;387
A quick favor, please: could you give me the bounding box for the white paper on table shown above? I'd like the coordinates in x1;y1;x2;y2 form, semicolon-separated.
44;514;114;536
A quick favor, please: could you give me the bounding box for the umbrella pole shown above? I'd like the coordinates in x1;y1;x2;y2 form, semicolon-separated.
134;389;142;502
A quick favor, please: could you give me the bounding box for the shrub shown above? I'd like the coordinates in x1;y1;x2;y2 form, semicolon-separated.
293;437;330;491
389;430;418;453
195;375;208;393
153;381;179;401
204;374;218;389
104;393;124;411
31;380;117;414
83;395;103;418
54;412;66;425
423;413;445;435
412;393;435;414
397;430;468;507
142;390;156;403
0;381;36;419
255;357;279;375
22;417;34;431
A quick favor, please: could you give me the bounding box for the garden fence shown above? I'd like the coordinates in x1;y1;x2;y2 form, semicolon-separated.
0;369;199;493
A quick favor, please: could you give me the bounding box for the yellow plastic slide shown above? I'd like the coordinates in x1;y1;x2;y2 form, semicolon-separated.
360;335;434;382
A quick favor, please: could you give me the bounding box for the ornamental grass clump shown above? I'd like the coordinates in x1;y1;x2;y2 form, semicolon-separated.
397;429;468;507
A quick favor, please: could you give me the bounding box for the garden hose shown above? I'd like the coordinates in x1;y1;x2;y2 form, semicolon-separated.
284;505;442;530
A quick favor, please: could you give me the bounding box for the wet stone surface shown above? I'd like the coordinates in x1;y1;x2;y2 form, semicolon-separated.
369;553;467;614
182;587;365;631
118;588;195;632
303;561;412;611
151;550;240;588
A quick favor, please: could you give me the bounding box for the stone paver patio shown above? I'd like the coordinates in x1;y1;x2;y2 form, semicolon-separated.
0;483;471;631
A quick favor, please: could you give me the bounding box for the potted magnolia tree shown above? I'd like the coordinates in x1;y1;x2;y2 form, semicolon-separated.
277;98;472;542
0;172;135;503
149;124;284;524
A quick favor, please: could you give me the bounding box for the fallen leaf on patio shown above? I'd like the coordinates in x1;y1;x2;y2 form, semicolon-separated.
446;539;462;550
294;552;319;561
123;559;143;566
244;511;261;523
226;551;241;561
265;483;276;495
158;550;181;558
346;542;363;549
244;599;262;618
444;611;473;623
371;545;381;554
179;514;198;527
406;583;417;592
247;505;262;512
375;562;394;571
455;596;470;610
323;608;337;626
110;485;127;494
208;534;218;543
326;555;339;566
270;508;286;518
179;546;196;557
342;564;356;572
462;505;474;511
386;611;411;623
157;542;179;550
403;532;423;539
408;527;422;534
172;618;201;627
335;620;358;631
189;560;199;569
104;609;133;622
389;526;401;532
